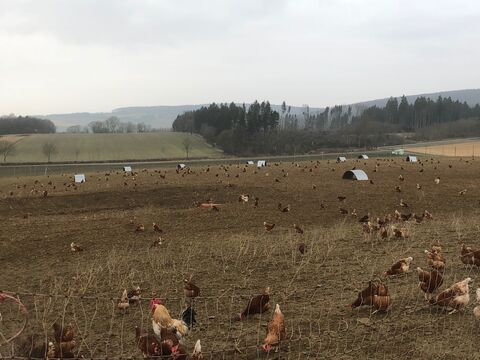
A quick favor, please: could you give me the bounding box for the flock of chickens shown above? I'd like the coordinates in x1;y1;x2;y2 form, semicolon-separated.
9;155;480;359
122;281;284;358
352;243;480;316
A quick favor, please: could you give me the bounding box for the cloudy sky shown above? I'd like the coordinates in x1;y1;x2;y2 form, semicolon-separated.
1;0;479;115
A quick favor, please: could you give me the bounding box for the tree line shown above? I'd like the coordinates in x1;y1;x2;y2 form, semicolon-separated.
352;95;480;131
172;101;280;155
67;116;152;134
172;97;480;156
0;116;56;134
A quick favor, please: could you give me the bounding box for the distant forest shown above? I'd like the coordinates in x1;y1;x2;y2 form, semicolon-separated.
173;96;480;156
0;116;56;135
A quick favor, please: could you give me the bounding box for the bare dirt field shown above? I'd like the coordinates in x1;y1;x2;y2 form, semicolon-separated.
406;139;480;157
1;157;480;359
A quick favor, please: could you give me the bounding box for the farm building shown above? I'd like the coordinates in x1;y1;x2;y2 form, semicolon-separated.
74;174;86;183
406;156;418;162
358;154;369;159
246;161;255;165
337;156;347;162
257;160;267;167
123;166;132;172
342;169;369;181
392;149;405;155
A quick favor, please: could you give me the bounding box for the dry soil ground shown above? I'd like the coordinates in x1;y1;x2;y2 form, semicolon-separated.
1;157;480;359
405;139;480;157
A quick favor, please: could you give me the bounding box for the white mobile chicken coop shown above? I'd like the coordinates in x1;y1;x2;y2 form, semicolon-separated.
257;160;267;167
177;163;186;170
123;166;132;172
74;174;86;183
358;154;369;160
406;156;418;162
342;169;369;181
337;156;347;163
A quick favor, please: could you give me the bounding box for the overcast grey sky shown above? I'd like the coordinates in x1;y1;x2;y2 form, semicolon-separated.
1;0;479;114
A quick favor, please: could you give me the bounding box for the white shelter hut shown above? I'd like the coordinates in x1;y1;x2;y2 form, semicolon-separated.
342;169;369;181
74;174;86;183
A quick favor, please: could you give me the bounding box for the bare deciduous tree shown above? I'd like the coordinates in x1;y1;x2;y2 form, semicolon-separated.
0;140;17;162
182;137;192;159
42;142;57;162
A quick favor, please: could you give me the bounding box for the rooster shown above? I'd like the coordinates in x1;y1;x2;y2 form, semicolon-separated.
416;183;422;190
416;267;443;300
399;199;408;208
339;208;348;215
181;306;197;330
261;304;286;352
434;177;440;184
459;189;467;196
281;205;290;213
70;242;83;252
293;224;304;234
263;222;275;232
395;185;401;193
254;197;259;207
429;278;472;314
474;288;480;320
136;224;145;232
232;287;271;321
384;257;413;276
398;175;404;181
337;196;346;202
150;299;189;340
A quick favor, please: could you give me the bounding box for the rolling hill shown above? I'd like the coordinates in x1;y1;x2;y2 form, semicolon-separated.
1;132;223;163
35;89;480;131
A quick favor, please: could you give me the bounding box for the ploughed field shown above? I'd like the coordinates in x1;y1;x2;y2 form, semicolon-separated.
1;157;480;359
405;139;480;157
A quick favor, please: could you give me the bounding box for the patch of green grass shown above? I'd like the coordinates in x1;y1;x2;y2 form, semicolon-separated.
3;132;223;163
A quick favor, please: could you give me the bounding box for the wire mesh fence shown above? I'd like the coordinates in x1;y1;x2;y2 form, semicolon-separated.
2;273;479;360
